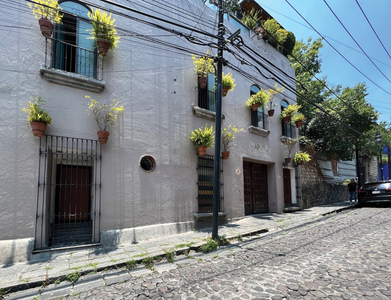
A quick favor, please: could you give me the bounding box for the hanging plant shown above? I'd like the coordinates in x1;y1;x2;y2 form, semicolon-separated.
189;124;215;156
192;51;215;88
293;151;311;165
246;90;267;111
88;9;120;57
23;97;53;137
221;125;243;159
222;72;236;97
281;104;301;123
27;0;63;38
292;112;305;128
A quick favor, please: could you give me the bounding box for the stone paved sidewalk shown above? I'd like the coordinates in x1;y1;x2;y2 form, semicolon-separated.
0;201;354;298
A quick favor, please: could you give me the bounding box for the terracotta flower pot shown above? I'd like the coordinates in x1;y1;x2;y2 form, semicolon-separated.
97;39;110;57
31;121;47;137
284;157;291;164
295;120;303;128
283;115;291;123
38;17;54;38
197;146;207;156
97;130;110;144
252;103;259;111
198;77;207;89
222;151;230;160
268;109;275;117
222;87;229;97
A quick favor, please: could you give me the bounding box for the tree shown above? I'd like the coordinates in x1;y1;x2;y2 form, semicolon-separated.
223;0;240;15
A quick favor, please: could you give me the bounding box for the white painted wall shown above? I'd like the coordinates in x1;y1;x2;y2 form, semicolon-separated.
0;0;298;263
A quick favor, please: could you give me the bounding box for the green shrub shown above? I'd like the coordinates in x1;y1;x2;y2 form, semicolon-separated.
241;8;260;30
189;124;215;148
292;152;311;165
199;238;218;253
263;19;281;47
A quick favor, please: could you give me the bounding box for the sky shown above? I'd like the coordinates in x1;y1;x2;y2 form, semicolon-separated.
255;0;391;123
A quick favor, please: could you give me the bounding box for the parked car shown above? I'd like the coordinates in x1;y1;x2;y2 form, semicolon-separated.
358;180;391;205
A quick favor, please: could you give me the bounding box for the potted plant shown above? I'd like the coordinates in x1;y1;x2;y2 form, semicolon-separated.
292;152;311;165
281;138;298;164
221;125;243;159
27;0;63;38
281;104;301;123
88;9;120;57
265;84;284;116
246;90;267;111
189;124;215;156
192;51;215;89
292;112;305;128
222;72;236;97
86;95;124;144
23;97;53;137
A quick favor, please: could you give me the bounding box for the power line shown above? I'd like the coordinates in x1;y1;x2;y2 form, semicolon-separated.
323;0;391;85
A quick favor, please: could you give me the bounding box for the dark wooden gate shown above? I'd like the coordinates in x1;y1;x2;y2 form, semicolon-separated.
243;162;269;215
283;168;292;204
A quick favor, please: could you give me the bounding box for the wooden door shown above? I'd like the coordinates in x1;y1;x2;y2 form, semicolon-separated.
243;162;269;215
55;165;91;222
283;168;292;204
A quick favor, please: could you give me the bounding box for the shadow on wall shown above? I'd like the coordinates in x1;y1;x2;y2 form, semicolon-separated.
1;238;34;267
302;182;348;209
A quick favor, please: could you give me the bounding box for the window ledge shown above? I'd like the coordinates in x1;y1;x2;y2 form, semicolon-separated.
280;135;295;142
40;65;105;93
194;212;228;221
248;125;270;137
192;105;225;121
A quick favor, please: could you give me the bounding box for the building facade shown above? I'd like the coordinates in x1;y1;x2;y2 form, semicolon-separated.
0;0;299;264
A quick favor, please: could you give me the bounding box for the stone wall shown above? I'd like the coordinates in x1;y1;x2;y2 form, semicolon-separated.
300;145;348;209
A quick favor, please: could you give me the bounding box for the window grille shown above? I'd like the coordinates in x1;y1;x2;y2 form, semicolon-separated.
198;73;216;111
34;135;102;250
197;155;224;213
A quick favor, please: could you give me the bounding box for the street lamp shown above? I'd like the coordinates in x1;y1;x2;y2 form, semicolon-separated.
375;131;383;180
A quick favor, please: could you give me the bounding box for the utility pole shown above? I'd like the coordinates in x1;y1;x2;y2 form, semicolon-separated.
212;0;224;240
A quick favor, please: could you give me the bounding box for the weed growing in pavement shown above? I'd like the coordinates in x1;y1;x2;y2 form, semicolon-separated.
237;234;243;242
199;238;218;253
66;271;81;283
54;278;61;285
33;295;39;300
175;244;187;248
126;259;137;270
0;288;10;297
276;219;285;223
197;258;203;261
216;234;230;246
142;257;157;272
164;250;175;263
18;275;30;283
133;253;147;258
72;292;81;296
213;255;219;258
44;266;53;271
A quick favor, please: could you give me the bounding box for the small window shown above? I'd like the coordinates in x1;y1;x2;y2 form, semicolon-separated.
281;100;292;137
140;156;156;172
250;85;264;129
198;73;216;111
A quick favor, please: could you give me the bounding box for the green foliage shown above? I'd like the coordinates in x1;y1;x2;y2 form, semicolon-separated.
23;97;52;125
224;0;241;15
246;90;267;108
199;238;218;253
216;234;230;246
66;271;80;283
222;72;236;91
126;259;137;269
265;84;284;109
276;29;296;55
88;9;120;51
27;0;63;23
292;152;311;165
292;112;305;123
381;154;388;165
237;234;243;242
192;50;215;77
241;8;260;30
85;95;123;131
164;250;175;263
189;124;215;148
141;257;156;271
222;125;243;151
262;19;281;47
281;104;301;118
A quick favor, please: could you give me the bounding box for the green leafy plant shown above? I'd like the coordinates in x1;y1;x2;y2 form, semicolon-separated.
265;84;284;110
85;95;123;131
216;234;230;246
66;271;80;283
164;250;175;263
23;97;53;125
292;112;305;123
222;72;236;91
222;125;243;151
245;90;267;109
241;8;260;30
262;19;281;46
199;238;218;253
189;124;215;148
276;29;296;55
237;234;243;242
292;152;311;165
281;104;301;119
192;50;215;78
88;9;120;51
141;257;156;271
381;154;388;165
27;0;63;23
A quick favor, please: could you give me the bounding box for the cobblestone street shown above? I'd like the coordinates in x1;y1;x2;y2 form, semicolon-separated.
8;206;391;300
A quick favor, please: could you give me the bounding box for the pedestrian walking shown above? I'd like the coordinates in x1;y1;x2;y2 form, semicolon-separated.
347;178;358;204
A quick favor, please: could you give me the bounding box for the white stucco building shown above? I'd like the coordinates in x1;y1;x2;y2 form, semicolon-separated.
0;0;299;264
